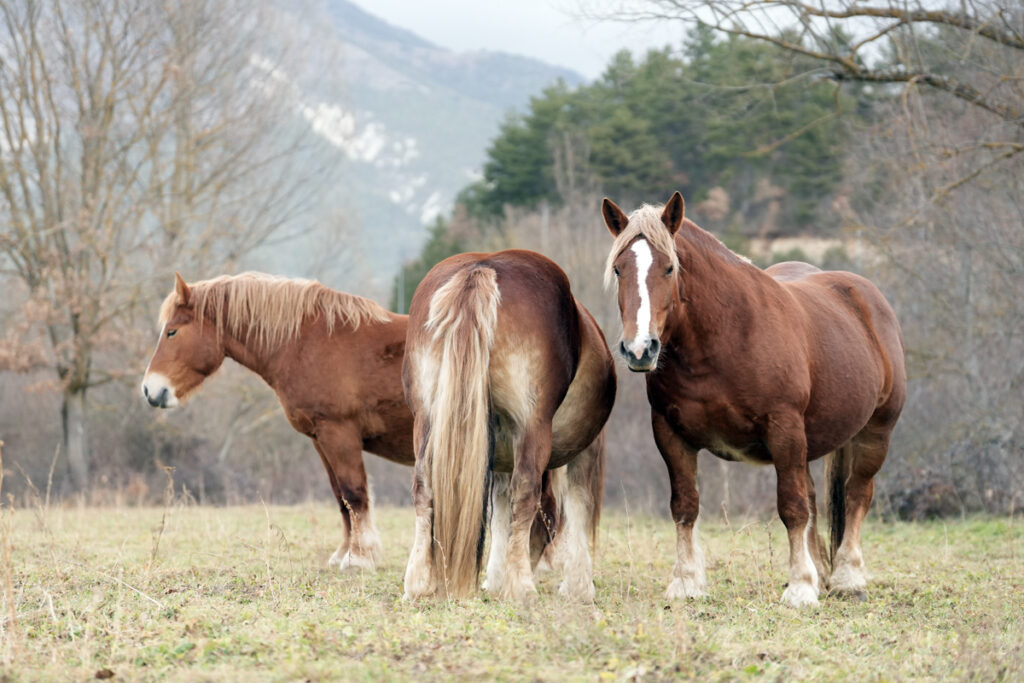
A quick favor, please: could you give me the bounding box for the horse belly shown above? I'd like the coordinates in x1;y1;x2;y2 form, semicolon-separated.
551;345;614;467
661;389;770;464
803;341;885;459
707;438;772;465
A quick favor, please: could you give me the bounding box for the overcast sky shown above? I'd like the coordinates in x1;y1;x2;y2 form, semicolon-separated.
347;0;689;80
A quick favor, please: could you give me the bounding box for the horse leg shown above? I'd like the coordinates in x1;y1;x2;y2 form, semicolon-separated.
805;467;830;586
315;422;381;571
831;430;889;596
500;421;552;604
312;442;351;567
482;472;511;592
404;415;436;600
485;469;558;591
557;437;603;602
770;419;820;608
537;466;569;574
653;412;706;600
530;469;559;569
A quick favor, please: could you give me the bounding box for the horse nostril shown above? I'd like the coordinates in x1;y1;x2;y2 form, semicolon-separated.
143;385;149;398
619;340;628;357
649;339;661;356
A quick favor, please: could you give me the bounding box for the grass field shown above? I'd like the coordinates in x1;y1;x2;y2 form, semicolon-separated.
1;501;1021;681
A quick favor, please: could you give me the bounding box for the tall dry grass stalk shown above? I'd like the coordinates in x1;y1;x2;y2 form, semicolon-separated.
1;439;20;663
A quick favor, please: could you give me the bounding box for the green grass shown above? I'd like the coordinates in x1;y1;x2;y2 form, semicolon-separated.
1;503;1021;681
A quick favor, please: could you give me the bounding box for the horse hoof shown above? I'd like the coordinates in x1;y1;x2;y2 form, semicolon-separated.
500;579;538;605
830;587;868;602
558;578;595;602
335;551;376;572
665;576;706;600
781;581;820;609
403;581;436;601
403;562;436;600
829;564;867;595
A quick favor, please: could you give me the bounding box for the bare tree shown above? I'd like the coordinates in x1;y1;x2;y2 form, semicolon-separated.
0;0;331;488
849;96;1024;515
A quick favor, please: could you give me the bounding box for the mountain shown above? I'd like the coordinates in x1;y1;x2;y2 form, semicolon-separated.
272;0;583;294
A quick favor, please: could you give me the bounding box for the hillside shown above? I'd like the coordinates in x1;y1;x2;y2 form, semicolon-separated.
286;0;582;290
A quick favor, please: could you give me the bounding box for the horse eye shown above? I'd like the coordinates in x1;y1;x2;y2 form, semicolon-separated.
613;266;621;277
166;329;177;338
665;265;675;276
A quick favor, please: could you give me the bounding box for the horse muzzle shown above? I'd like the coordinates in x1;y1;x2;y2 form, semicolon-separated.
141;373;179;409
619;338;660;373
144;386;171;408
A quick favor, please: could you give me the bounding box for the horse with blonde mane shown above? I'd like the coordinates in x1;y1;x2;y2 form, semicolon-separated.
402;250;615;603
141;271;589;573
601;192;905;608
141;272;407;570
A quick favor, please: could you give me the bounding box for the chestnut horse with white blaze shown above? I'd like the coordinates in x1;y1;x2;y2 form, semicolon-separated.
601;193;905;608
141;272;585;573
403;250;615;603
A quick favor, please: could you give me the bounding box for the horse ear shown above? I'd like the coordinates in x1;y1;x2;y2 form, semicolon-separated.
661;191;685;236
174;272;191;306
602;197;629;237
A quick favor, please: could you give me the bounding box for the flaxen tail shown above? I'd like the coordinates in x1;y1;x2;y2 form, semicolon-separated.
825;441;855;564
423;266;500;599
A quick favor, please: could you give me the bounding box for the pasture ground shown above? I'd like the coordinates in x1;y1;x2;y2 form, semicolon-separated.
1;502;1021;681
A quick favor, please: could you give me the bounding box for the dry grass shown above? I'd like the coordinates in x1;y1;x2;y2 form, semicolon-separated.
0;500;1021;681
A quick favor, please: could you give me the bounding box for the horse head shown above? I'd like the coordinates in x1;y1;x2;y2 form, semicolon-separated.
602;191;684;372
141;273;226;408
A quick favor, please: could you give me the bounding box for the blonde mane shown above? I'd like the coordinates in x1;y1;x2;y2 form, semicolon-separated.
604;205;681;289
158;272;391;349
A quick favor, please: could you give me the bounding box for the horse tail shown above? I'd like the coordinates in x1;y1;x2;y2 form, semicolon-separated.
423;266;500;598
825;441;855;564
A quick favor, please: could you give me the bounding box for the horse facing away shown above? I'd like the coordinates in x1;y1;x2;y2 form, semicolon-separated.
141;272;590;573
403;249;616;603
601;193;906;608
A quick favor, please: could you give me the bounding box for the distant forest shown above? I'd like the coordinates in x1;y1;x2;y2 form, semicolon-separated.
393;27;870;309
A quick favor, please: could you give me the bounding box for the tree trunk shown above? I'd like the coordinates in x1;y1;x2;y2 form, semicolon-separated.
62;389;89;490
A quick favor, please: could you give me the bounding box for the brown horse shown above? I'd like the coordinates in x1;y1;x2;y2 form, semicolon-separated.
141;272;585;573
402;250;616;602
601;193;906;608
142;272;412;571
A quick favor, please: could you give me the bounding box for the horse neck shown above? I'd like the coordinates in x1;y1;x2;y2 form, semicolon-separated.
217;314;312;384
220;326;280;380
666;224;759;355
220;312;398;387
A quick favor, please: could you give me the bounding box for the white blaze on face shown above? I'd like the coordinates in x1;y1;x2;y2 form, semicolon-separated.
141;325;180;407
627;240;654;359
